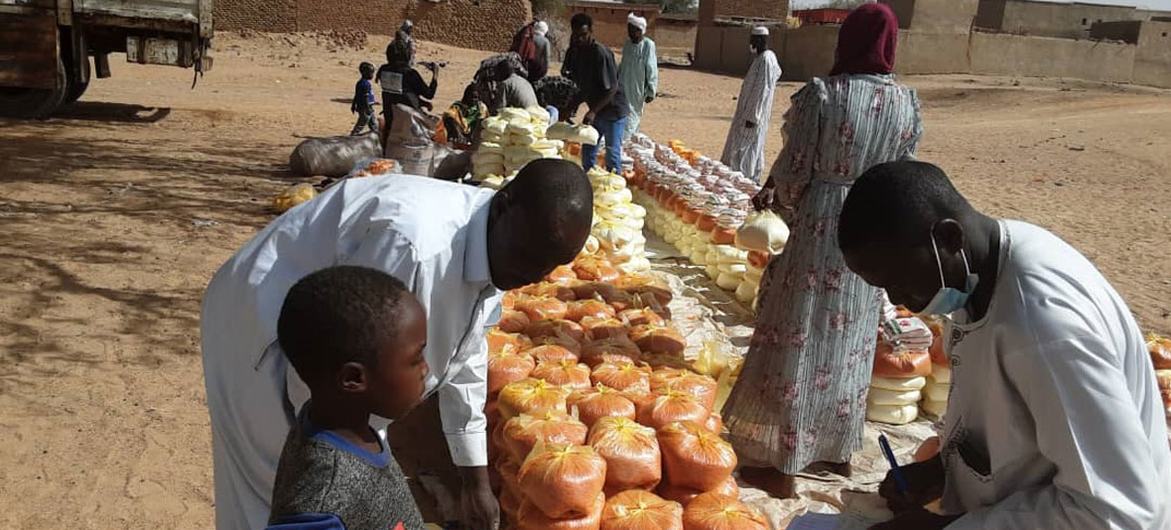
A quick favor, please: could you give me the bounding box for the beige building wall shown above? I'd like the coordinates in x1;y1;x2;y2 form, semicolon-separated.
1133;20;1171;87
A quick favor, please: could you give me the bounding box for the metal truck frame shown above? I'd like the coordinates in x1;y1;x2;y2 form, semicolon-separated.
0;0;213;119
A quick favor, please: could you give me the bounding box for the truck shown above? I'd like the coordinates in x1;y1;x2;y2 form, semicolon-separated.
0;0;213;119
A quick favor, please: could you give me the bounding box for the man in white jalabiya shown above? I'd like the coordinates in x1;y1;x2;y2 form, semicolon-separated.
720;26;782;183
619;12;658;140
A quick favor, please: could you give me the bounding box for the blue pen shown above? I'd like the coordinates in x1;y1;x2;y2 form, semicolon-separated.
879;434;910;494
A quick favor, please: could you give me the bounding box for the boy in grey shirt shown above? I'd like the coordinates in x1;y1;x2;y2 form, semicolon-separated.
266;266;429;530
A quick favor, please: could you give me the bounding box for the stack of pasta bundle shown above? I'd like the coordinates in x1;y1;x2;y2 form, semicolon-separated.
866;336;932;425
732;210;789;307
587;167;651;275
920;319;951;419
473;107;563;189
484;252;767;529
625;134;782;308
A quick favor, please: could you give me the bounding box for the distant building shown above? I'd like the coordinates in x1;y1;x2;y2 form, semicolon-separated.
698;0;791;25
974;0;1154;39
563;1;699;55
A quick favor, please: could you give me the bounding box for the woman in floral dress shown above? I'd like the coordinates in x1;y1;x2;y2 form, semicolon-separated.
721;3;923;499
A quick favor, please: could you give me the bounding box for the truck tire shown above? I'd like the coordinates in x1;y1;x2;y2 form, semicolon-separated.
62;75;88;105
0;55;66;119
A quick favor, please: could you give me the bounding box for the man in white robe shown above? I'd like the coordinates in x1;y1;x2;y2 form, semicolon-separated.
720;26;782;183
200;160;594;530
839;161;1170;530
619;13;658;140
716;27;782;183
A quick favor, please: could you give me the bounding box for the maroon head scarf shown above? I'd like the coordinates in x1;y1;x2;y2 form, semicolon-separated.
830;3;899;76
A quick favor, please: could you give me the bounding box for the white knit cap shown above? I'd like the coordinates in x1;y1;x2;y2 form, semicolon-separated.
752;26;769;36
534;20;548;36
628;13;648;32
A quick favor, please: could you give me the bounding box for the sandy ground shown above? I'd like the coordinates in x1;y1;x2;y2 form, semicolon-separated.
1;32;1169;529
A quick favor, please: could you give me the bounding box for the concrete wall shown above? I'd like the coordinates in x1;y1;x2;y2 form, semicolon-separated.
214;0;530;51
778;25;838;80
654;17;699;53
897;30;973;74
565;3;662;50
969;31;1135;81
881;0;979;31
1090;19;1143;43
694;24;722;71
720;26;757;75
974;0;1007;30
998;0;1138;39
1134;20;1171;87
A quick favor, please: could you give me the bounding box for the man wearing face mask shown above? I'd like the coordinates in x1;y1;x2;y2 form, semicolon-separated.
839;160;1170;530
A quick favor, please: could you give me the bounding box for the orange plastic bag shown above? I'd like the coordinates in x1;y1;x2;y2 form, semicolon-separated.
588;416;662;494
601;490;683;530
528;344;580;364
657;474;738;508
504;411;589;464
546;264;579;284
582;316;630;341
567;299;617;322
569;385;637;428
873;341;932;378
499;309;532;334
526;319;588;345
532;360;593;390
574;255;621;283
517;491;605;530
637;390;709;431
499;378;572;420
520;281;579;302
612;274;673;307
658;421;737;491
515;296;570;322
489;349;536;397
681;492;768;530
619;308;666;328
519;443;607;519
650;371;718;411
489;329;533;355
582;336;642;367
630;325;686;357
592;362;652;395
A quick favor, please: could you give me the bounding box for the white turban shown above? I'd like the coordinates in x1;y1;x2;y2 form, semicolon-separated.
628;13;648;32
751;26;769;36
534;20;548;36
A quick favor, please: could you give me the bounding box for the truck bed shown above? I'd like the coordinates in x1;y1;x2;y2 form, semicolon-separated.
75;0;200;24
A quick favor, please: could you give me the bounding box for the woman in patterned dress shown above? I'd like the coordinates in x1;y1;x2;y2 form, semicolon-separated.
721;3;924;499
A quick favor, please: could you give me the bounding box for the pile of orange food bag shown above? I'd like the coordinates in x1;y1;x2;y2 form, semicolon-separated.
485;252;767;529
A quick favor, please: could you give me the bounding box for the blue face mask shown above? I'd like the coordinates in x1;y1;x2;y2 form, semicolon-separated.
918;231;978;317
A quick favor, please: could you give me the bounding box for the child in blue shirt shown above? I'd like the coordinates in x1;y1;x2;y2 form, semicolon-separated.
266;266;429;530
350;62;378;136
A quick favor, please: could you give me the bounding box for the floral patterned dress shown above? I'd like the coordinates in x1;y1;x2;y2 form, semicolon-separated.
722;74;922;473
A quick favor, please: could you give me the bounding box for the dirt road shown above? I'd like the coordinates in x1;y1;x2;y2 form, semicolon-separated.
0;33;1168;529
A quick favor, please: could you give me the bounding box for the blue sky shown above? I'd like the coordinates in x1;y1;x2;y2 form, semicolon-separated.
792;0;1171;10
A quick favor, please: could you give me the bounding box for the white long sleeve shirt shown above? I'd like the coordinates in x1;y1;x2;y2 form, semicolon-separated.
940;220;1170;530
201;175;502;530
